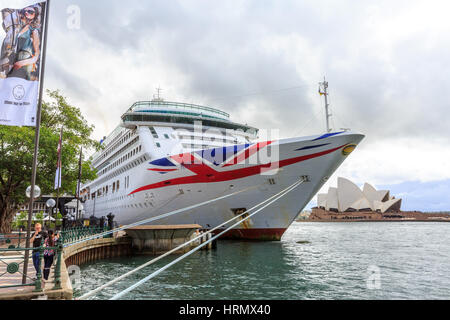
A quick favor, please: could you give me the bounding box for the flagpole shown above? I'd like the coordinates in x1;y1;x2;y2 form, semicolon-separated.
23;0;51;284
76;147;83;221
55;126;63;229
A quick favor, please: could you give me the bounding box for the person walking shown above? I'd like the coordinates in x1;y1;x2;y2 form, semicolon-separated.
30;223;47;279
42;230;58;283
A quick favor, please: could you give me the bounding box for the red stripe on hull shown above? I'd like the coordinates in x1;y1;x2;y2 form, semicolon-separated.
211;228;287;241
130;144;346;195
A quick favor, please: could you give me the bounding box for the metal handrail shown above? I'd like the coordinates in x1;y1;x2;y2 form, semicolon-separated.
130;101;230;118
0;231;25;248
59;226;110;244
0;240;63;292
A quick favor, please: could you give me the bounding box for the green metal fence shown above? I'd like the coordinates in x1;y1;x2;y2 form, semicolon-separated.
59;226;110;245
0;226;110;293
0;231;26;249
0;241;63;292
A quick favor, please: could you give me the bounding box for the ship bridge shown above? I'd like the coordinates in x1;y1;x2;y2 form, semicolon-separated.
121;100;258;135
129;100;230;120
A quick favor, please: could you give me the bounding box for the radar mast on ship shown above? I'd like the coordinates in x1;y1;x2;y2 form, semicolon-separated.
319;78;332;133
153;87;164;102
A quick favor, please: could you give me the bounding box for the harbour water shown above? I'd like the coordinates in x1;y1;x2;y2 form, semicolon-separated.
74;222;450;300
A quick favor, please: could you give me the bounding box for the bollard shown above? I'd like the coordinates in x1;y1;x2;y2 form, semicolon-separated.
53;243;63;290
201;233;207;250
206;233;212;250
212;238;217;250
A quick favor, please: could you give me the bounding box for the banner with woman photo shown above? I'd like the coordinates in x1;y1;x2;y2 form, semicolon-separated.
0;2;46;127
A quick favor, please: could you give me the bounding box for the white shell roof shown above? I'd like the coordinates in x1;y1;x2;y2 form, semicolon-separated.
337;177;366;212
326;187;339;211
317;177;401;213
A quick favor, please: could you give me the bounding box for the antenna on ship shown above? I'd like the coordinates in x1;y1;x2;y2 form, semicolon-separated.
319;77;332;133
153;86;164;101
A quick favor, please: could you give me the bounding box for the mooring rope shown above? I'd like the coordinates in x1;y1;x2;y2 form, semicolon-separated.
109;177;306;300
77;177;305;300
64;183;264;248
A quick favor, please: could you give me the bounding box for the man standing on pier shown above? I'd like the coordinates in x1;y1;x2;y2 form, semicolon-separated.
30;223;47;278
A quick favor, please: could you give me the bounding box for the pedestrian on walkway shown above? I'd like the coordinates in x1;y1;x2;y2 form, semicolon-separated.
42;230;58;282
30;223;47;279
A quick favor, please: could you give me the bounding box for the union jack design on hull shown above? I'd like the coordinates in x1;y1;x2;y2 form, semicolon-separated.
81;100;364;240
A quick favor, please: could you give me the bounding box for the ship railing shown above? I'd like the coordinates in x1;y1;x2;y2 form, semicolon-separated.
129;101;230;119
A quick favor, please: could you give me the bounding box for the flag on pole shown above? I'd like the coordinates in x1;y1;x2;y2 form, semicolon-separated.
76;147;82;196
54;127;62;190
0;2;47;127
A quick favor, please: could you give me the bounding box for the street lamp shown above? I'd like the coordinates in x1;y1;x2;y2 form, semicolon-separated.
46;198;56;228
26;185;41;199
46;198;56;210
25;185;41;223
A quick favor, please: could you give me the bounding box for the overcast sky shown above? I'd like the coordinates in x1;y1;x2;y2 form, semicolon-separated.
3;0;450;211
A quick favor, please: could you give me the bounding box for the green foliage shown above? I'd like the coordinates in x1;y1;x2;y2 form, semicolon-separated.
35;212;44;224
0;90;98;232
10;211;26;230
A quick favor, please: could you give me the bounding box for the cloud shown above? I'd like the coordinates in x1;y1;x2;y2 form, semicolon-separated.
2;0;449;210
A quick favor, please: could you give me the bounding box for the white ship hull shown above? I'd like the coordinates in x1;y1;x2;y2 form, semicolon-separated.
82;131;363;240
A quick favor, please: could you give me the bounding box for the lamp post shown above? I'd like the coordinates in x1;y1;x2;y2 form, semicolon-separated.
22;185;41;284
25;185;41;228
26;185;41;200
46;198;56;229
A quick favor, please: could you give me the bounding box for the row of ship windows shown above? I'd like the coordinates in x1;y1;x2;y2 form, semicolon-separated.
150;127;176;139
85;176;131;201
93;154;147;193
181;143;217;150
154;142;233;150
151;127;244;145
178;135;238;144
99;140;141;177
98;130;136;162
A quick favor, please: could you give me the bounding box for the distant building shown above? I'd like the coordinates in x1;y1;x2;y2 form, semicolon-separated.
316;177;402;213
15;195;76;216
296;210;311;220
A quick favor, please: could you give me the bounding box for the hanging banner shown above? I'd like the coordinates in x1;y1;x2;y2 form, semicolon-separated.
0;2;46;127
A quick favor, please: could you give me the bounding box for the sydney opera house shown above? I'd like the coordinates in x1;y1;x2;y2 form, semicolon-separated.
316;177;402;214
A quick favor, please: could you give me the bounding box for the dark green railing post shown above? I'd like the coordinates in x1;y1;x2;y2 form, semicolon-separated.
18;231;21;248
53;244;62;290
33;246;44;292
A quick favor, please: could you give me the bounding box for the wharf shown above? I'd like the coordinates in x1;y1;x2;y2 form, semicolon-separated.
0;224;210;300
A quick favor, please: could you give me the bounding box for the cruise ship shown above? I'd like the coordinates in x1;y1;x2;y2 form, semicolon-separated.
80;93;364;240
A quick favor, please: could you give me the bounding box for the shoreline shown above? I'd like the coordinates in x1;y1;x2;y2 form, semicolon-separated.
297;208;450;223
296;219;450;223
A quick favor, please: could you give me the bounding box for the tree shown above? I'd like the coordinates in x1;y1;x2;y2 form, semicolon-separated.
0;90;99;233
